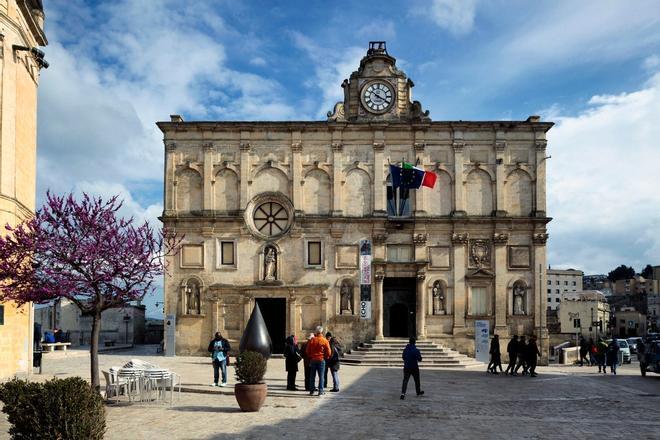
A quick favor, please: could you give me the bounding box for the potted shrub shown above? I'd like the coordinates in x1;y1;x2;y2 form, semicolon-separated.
234;350;268;412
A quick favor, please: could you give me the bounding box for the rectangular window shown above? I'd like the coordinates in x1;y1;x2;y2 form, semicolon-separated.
556;289;560;294
0;305;3;325
547;289;551;294
547;280;551;285
221;241;234;265
572;281;576;286
556;280;560;285
556;298;560;302
470;287;487;315
564;281;568;286
307;241;322;266
387;245;412;262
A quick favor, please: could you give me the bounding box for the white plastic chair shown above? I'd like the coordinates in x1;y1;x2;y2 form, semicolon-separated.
102;370;126;403
117;367;144;402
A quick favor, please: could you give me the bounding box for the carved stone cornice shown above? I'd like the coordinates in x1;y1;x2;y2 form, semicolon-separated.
373;233;388;245
372;142;385;152
414;142;425;152
291;142;303;153
535;140;547;151
332;142;343;152
239;142;251;152
413;233;427;245
165;142;177;152
451;232;469;244
533;233;549;244
493;232;509;245
452;141;465;153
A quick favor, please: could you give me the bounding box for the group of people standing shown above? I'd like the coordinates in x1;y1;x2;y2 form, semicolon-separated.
579;337;621;374
284;326;343;395
487;334;541;377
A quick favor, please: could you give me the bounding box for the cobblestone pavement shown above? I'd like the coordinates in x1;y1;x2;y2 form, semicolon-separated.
1;345;659;440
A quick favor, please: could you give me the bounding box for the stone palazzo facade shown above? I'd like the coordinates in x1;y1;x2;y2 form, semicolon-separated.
160;43;552;360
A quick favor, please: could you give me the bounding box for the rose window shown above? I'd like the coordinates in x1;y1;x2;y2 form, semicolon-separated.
253;202;289;237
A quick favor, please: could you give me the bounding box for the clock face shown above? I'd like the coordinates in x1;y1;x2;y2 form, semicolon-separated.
361;81;394;113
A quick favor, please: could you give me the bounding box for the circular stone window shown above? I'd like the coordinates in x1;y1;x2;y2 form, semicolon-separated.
244;193;294;240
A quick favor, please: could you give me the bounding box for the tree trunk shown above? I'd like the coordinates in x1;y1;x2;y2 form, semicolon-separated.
90;311;102;392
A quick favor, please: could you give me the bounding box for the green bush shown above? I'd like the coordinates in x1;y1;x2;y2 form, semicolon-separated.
0;376;106;440
235;351;267;384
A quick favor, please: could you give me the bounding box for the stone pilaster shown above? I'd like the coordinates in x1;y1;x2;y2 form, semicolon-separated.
373;142;386;215
534;139;547;217
494;139;507;216
493;232;509;331
452;141;466;216
203;142;215;210
288;290;297;337
164;142;177;214
374;271;385;340
239;140;250;211
451;232;468;330
533;232;549;363
416;271;427;339
414;142;426;215
291;139;303;214
331;142;343;216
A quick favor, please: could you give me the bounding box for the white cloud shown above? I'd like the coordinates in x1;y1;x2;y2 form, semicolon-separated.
414;0;478;36
643;54;660;71
547;71;660;273
356;20;396;40
290;31;364;118
249;57;267;67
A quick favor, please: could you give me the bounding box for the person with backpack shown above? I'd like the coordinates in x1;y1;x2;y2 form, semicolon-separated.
400;337;424;400
207;332;231;387
327;337;343;392
284;335;301;391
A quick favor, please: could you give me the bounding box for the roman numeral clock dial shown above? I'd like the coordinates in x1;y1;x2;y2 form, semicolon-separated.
361;81;394;114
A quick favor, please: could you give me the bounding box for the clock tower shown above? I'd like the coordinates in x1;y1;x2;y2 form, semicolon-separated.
327;41;431;123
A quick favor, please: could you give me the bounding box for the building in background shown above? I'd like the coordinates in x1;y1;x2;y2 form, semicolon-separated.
583;274;612;296
611;308;646;338
613;276;658;296
0;0;47;379
546;268;583;310
34;299;146;346
160;42;552;360
559;290;610;341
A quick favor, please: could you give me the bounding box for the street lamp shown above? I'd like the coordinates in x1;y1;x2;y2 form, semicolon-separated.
123;314;131;345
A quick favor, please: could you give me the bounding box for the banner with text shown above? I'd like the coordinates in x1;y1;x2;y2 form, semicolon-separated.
474;320;490;364
359;239;372;319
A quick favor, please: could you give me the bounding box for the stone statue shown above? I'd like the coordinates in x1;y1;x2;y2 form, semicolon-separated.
432;281;445;315
264;247;277;281
340;281;353;314
513;283;526;315
187;282;199;314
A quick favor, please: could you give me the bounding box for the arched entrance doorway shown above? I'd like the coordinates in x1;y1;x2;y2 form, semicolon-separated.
389;303;409;337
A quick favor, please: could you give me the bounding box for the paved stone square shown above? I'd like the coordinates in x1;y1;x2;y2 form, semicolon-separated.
1;346;659;439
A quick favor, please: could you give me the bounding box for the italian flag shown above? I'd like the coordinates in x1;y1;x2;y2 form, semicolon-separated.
402;162;437;189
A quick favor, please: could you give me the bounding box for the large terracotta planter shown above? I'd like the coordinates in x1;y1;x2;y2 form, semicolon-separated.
234;383;267;412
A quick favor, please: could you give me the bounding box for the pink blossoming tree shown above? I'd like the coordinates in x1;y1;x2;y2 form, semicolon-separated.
0;192;181;390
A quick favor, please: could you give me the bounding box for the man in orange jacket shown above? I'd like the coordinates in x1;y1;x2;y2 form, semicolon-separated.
306;325;332;396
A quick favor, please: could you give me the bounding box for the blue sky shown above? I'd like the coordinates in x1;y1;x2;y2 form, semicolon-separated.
36;0;660;317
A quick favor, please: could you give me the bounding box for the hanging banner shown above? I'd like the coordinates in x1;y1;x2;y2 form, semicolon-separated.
359;239;372;319
474;320;490;364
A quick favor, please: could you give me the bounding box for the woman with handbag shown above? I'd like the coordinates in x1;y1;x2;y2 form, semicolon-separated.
284;335;301;390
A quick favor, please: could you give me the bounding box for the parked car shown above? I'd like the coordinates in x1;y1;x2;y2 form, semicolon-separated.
640;340;660;376
606;339;631;364
627;337;642;354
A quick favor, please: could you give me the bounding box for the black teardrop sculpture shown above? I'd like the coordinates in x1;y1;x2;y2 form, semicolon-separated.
239;303;272;359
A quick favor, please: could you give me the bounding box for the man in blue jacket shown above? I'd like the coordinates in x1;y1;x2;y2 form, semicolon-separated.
400;336;424;400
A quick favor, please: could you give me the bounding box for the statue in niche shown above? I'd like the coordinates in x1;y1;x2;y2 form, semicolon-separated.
432;281;445;315
340;280;353;314
513;283;526;315
186;281;200;314
264;247;277;281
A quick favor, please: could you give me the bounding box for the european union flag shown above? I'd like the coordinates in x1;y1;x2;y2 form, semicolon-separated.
390;163;424;189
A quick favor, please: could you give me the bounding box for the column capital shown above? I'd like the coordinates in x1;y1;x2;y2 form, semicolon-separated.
495;141;507;152
416;272;426;281
451;232;469;244
239;142;251;152
331;142;343;152
202;142;215;152
375;272;385;281
413;233;427;245
533;232;549;245
493;232;509;245
414;142;425;152
372;142;385;152
165;142;177;152
291;142;303;153
535;140;547;151
452;141;465;152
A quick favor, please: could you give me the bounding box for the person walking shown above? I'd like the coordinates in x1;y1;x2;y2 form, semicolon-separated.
400;337;424;400
505;335;519;375
606;339;620;375
579;336;589;366
300;333;314;391
327;337;343;392
596;338;608;373
588;338;596;366
306;326;332;396
323;331;335;388
513;336;527;376
527;335;541;377
207;332;231;387
637;339;647;375
284;335;301;391
487;334;503;374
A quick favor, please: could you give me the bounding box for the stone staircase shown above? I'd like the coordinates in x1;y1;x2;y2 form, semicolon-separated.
343;338;484;369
